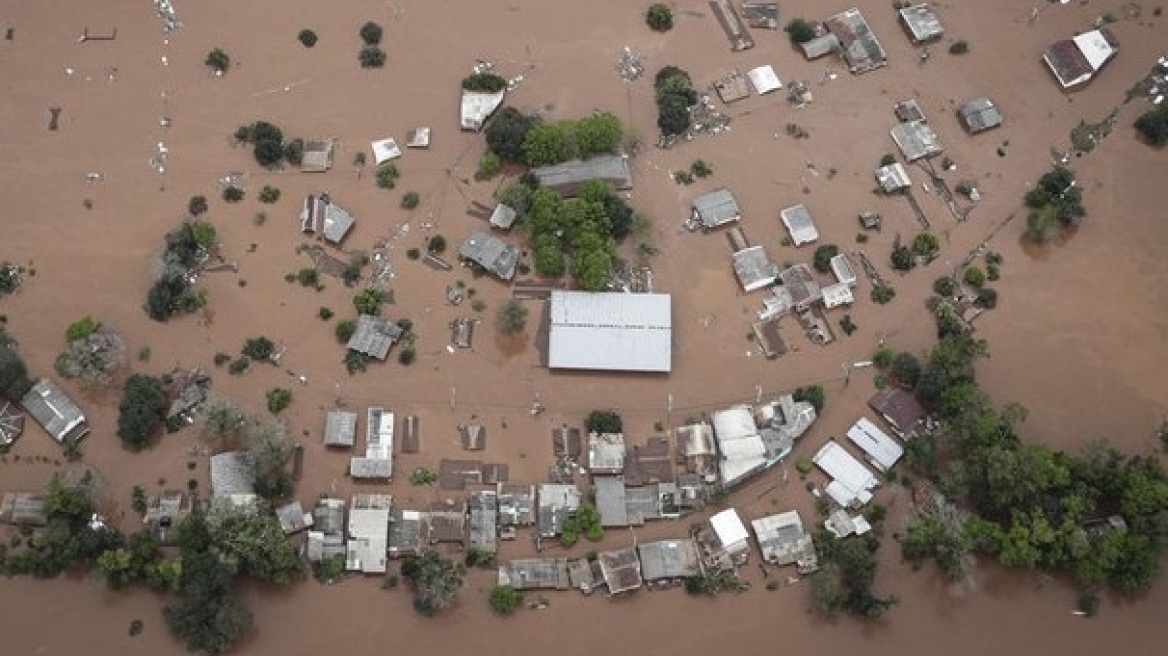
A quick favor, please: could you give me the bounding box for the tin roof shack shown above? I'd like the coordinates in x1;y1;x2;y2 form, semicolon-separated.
868;388;928;437
498;558;570;590
710;0;755;52
625;436;674;487
957;96;1003;134
594;475;631;527
752;511;818;572
0;401;24;446
300;139;335;172
830;254;858;287
547;291;673;374
276;500;314;535
532;154;632;198
752;316;788;359
568;557;602;593
388;508;424;558
825;508;872;539
306;498;346;563
698;508;751;571
468;490;498;553
846;417;904;472
876;162;912;193
779;204;819;246
347;493;392;573
741;3;779;29
747;65;783;95
460;89;505;131
21;378;89;444
732;245;780;292
825;8;887;74
351;407;393;481
891;120;942;162
551;425;583;463
0;492;47;526
801;33;842;60
599;546;643;595
588;433;626;475
209;451;256;499
713;70;752;104
458;230;520;281
489;203;518;230
1043;29;1118;90
497;483;536;538
300;193;356;245
323;410;358;448
676;422;718;480
537;483;582;538
164;367;210;421
460;421;487;451
347;315;404;361
692;188;741;230
638;539;701;582
813;440;878;508
406;127;431;149
894;98;927;123
898;4;944;44
144;491;192;545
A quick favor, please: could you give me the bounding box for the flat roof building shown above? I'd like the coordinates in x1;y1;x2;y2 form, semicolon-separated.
899;4;944;44
323;410;358;448
752;510;817;571
890;120;942;162
21;378;88;443
489;203;518;230
468;490;498;553
547;291;672;373
825;7;887;74
594;475;630;527
732;245;780;292
780;204;819;246
957;96;1004;134
458;230;520;281
637;539;701;581
532;154;632;197
347;493;392;574
692;188;741;230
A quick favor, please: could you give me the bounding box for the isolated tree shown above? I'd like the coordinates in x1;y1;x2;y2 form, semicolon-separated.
297;29;318;48
0;344;32;401
890;245;914;271
241;336;275;361
813;244;839;273
117;374;169;450
1134;107;1168;146
353;287;384;315
359;46;386;69
489;584;522;614
485;108;542;162
265;388;292;414
575;112;623;155
359;21;383;45
188;195;209;217
205;48;231;73
646;4;674;32
785;18;817;44
912;233;940;257
426;235;447;254
496;299;529;335
585;410;623;434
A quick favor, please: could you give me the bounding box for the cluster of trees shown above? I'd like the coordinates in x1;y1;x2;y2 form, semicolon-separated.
810;532;898;618
401;551;464;615
489;584;522;614
484;109;623;168
55;317;126;384
461;72;507;93
0;329;33;402
899;331;1168;596
684;572;750;596
521;179;634;290
585;409;623;434
198;398;297;500
116;373;169;450
233;121;304;168
205;48;230;74
785;18;818;44
559;502;603;546
1023;166;1086;243
145;221;214;322
1134;106;1168;146
359;21;387;68
812;244;839;273
655;66;696;137
495;298;529;334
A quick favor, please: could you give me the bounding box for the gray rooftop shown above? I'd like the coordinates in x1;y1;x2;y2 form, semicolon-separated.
276;500;313;535
350;456;392;479
498;558;570;590
732;245;779;292
752;510;816;567
801;33;842;60
324;410;358;447
638;539;701;581
779;205;819;247
21;378;88;443
312;498;346;535
0;401;24;446
458;230;520;281
598;546;643;595
209;451;256;498
497;483;536;528
876;162;912;193
532;154;632;197
825;7;888;74
692;188;741;229
899;4;944;43
489;204;518;230
347;314;403;360
587;432;626;474
957;96;1003;134
890;120;942;162
300;194;356;245
389;508;424;557
537;483;582;537
594;475;630;527
0;492;47;526
469;491;499;552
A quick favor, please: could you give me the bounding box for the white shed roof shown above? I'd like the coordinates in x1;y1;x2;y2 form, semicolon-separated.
821;282;854;309
709;508;750;550
780;204;819;246
1074;30;1116;70
747;65;783;94
813;440;878;504
370;138;401;165
846;417;904;471
548;291;672;373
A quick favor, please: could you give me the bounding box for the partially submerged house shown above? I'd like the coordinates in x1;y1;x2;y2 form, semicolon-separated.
868;387;928;437
594;475;630;527
1042;29;1118;90
876;162;912;193
890;120;942;162
624;437;674;487
747;65;782;95
0;492;47;526
710;0;754;51
347;493;392;573
732;245;780;292
821;282;854;309
209;451;256;499
957;96;1003;134
276;500;313;535
712;405;768;488
306;497;346;563
779;204;819;246
347;314;404;361
676;422;717;480
488;203;518;230
692;188;741;230
460;89;505;131
388;508;424;557
300;193;356;245
537;483;581;538
824;7;887;74
638;539;701;581
898;4;944;44
21;378;88;443
599;546;643;595
351;407;394;480
458;230;520;281
801;33;842;60
300;139;336;172
713;70;751;104
144;490;192;545
741;2;779;30
459;421;487;451
0;401;24;447
752;510;818;572
406;127;431;149
531;154;632;197
323;410;358;448
164;367;211;421
498;558;570;590
697;508;751;571
497;483;536;538
551;425;583;463
813;440;878;508
370;138;402;164
587;433;626;475
830;253;857;287
468;490;498;553
825;507;872;538
547;291;673;373
846;417;904;472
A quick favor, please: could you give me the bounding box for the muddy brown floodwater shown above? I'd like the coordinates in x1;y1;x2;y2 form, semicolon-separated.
0;0;1165;654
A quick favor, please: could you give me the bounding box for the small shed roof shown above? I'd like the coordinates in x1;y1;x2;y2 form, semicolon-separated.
638;539;701;580
741;3;779;30
732;245;779;292
347;314;403;360
461;90;506;131
599;547;643;595
821;282;854;309
0;401;24;446
209;451;256;497
747;65;783;95
894;99;927;123
890;120;942;162
458;230;520;281
532;154;632;197
406;127;431;149
489;203;518;230
830;254;857;287
957;96;1003;134
876;162;912;193
780;204;819;246
899;4;944;43
801;33;841;60
324;410;358;447
551;425;582;460
21;378;88;443
846;417;904;471
371;138;402;165
692;188;741;229
350;457;392;479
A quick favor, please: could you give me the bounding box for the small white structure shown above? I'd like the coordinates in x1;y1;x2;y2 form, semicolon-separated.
406;127;431;149
711;405;767;488
708;508;751;558
830;253;857;287
779;204;819;246
460;90;506;131
821;282;854;309
747;65;783;95
371;138;402;165
346;493;391;574
1042;29;1118;89
876;162;912;193
813;440;878;508
825;508;872;539
846;417;904;472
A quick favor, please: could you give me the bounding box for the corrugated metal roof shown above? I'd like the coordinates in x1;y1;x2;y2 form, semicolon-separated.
548;291;672;372
779;205;819;246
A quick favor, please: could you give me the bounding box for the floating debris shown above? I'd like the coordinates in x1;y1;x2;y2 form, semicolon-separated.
154;0;181;33
616;46;644;83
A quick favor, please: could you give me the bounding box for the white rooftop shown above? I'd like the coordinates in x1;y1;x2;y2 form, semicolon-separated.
711;405;767;487
460;90;506;131
846;417;904;471
370;138;402;165
780;204;819;246
747;65;783;95
821;282;854;309
709;508;750;550
813;440;878;507
1074;30;1116;70
548;291;672;373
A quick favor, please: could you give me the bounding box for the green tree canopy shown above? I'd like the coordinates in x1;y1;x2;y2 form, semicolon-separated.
117;374;168;450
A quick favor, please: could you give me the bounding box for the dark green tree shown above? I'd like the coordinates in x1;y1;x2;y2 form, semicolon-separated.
486;108;542;162
785;18;817;44
585;410;622;434
117;374;168;450
359;21;383;45
646;4;674;31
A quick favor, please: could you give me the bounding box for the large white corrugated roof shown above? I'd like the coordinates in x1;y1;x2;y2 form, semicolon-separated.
813;440;878;500
548;291;672;372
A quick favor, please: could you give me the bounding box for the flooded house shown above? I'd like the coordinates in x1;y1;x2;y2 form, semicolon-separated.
537;483;582;538
692;188;742;231
587;432;626;475
697;508;752;571
346;493;392;573
638;539;701;582
457;230;521;281
898;4;944;44
323;410;358;448
813;440;878;508
599;546;643;595
300;193;356;246
468;490;498;553
498;558;570;590
1042;28;1118;89
350;407;393;481
531;154;632;197
824;7;887;74
21;378;88;444
346;315;404;361
497;483;536;539
752;510;818;572
306;498;346;563
957;96;1004;134
779;204;819;246
868;387;928;437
